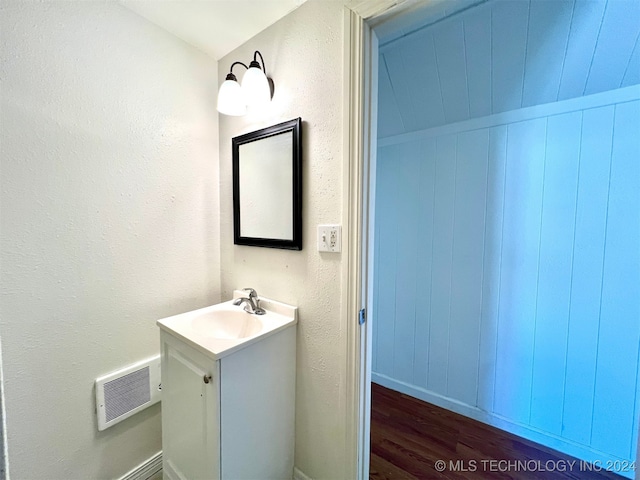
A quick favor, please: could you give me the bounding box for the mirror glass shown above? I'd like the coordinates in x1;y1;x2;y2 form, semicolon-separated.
232;118;302;250
238;131;293;240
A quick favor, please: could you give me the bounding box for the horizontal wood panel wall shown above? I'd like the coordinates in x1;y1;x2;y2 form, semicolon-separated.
372;0;640;474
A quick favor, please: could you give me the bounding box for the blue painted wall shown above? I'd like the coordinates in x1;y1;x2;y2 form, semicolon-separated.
373;0;640;472
378;0;640;137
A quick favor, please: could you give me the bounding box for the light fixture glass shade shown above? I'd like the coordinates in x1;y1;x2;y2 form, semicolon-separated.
217;78;246;116
241;65;271;108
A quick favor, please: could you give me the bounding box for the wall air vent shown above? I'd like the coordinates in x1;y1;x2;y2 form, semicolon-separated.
95;355;161;431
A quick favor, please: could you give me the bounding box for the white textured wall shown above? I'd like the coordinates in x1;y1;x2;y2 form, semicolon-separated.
218;1;348;478
0;2;220;478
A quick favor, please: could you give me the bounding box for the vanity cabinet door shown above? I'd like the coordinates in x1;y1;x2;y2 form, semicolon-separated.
161;332;220;480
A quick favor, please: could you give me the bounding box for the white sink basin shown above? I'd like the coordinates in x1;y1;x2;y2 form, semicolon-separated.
191;309;263;339
157;291;297;360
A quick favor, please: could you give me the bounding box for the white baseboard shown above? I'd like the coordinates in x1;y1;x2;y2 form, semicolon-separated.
120;453;308;480
119;451;162;480
119;452;306;480
372;373;634;480
293;466;313;480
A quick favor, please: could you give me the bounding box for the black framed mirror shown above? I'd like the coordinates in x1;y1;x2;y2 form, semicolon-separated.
232;118;302;250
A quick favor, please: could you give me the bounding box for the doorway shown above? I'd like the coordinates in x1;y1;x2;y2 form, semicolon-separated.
359;0;640;478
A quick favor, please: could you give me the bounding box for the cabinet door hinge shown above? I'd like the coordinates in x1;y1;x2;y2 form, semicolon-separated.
358;308;366;325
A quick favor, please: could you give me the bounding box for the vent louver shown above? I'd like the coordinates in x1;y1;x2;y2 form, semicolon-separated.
95;355;160;431
104;367;150;423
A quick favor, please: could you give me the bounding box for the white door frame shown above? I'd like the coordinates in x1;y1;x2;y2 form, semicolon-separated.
342;3;387;479
344;2;463;477
342;7;368;480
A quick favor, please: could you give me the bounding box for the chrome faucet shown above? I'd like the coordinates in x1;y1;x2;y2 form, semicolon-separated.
232;288;266;315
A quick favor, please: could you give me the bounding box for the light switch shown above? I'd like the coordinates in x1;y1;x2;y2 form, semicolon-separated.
317;225;342;253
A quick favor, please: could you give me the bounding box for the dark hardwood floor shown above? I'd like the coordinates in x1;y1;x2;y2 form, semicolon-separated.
370;383;629;480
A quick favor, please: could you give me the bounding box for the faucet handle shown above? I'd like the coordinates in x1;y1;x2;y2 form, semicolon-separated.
243;288;258;299
242;288;265;315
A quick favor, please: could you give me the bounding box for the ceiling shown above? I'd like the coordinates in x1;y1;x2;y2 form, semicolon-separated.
377;0;639;138
119;0;308;60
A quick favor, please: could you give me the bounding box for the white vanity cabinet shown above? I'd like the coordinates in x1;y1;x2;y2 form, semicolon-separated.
158;296;296;480
161;332;220;479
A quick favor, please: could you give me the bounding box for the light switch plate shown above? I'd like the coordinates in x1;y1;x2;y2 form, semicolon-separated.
317;225;342;253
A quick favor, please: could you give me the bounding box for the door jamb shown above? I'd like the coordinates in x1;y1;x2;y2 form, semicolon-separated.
342;5;382;480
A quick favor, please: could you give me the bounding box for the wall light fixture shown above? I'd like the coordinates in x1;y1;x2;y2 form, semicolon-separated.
217;51;275;116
